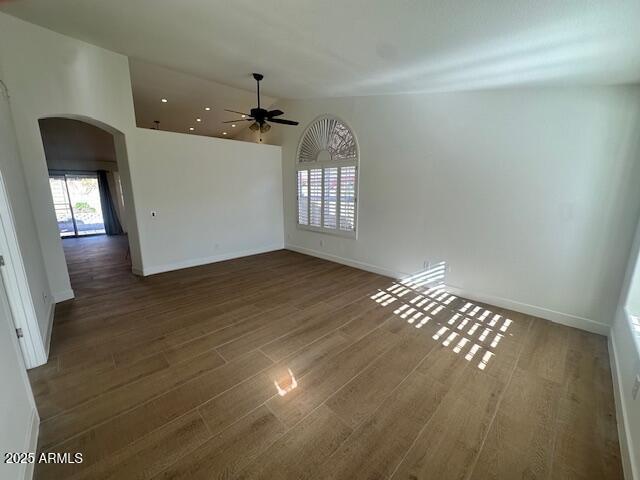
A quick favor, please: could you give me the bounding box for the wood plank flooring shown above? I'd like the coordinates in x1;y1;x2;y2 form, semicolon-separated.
28;235;623;479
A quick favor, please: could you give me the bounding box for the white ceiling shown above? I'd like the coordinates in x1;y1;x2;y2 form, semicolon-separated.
1;0;640;98
129;59;275;139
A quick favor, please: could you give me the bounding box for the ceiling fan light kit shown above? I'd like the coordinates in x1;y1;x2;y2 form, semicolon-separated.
224;73;299;136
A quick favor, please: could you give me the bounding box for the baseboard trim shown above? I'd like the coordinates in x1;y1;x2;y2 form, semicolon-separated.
445;284;609;336
285;244;406;279
23;408;39;480
52;289;74;303
609;330;638;480
287;244;609;336
142;244;285;276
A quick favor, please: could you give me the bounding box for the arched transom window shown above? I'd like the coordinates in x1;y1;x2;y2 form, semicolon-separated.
296;116;358;237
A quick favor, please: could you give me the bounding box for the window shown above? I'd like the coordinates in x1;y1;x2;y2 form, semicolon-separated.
48;173;106;237
296;116;358;237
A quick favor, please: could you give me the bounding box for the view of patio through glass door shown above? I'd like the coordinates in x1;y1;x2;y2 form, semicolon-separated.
49;174;106;237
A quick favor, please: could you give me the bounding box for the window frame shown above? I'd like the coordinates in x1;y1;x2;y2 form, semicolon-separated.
295;115;359;239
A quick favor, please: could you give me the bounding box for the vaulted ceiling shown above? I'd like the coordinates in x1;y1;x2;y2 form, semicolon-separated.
2;0;639;100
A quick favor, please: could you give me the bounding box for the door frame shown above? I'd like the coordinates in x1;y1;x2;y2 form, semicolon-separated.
0;169;47;368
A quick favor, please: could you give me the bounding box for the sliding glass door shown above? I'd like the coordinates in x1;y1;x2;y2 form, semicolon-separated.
49;174;106;237
49;176;75;237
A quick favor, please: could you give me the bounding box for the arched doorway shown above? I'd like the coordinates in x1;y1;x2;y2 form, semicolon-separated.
38;116;143;283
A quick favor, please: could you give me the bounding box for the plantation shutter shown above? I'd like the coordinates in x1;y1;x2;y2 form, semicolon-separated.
339;166;356;231
323;167;338;229
295;116;358;237
309;169;322;227
297;170;308;225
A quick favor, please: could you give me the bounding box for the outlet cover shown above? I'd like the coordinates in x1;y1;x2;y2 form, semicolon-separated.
633;375;640;400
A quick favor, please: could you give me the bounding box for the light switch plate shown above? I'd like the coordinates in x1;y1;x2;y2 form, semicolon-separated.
633;374;640;400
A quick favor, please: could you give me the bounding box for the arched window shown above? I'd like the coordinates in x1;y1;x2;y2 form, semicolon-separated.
296;116;358;237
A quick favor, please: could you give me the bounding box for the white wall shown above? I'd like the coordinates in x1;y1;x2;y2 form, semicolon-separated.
0;64;52;345
0;12;144;304
0;274;38;480
132;128;283;275
610;213;640;480
0;13;284;361
278;86;640;333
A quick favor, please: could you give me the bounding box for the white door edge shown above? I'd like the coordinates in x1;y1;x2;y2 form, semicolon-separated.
0;170;47;369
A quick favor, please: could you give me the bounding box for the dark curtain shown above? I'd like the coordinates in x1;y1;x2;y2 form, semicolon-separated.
97;170;123;235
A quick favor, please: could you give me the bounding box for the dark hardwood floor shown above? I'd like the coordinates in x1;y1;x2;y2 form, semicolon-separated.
27;235;623;479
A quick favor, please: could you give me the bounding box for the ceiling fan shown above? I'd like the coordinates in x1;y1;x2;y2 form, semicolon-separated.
224;73;298;133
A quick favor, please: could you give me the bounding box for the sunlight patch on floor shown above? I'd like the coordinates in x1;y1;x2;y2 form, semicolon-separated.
368;263;513;371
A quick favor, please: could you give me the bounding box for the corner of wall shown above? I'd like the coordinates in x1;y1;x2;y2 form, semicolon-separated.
52;289;74;303
609;310;640;480
23;408;39;480
43;299;55;360
131;266;144;277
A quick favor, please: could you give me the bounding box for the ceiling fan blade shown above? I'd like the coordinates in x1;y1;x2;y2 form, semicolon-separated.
269;118;299;125
222;119;252;123
224;109;251;116
266;109;284;117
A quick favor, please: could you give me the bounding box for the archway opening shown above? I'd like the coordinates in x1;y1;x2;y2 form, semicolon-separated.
38;116;143;292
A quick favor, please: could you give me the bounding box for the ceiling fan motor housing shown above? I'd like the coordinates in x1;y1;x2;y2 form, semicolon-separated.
224;73;299;129
251;108;268;121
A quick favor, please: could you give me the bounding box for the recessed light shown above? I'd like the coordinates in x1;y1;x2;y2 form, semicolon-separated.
189;127;195;131
204;107;211;111
222;132;227;135
241;114;246;118
161;98;168;103
196;118;202;122
231;124;236;128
